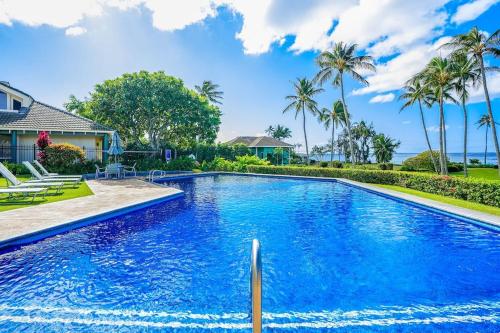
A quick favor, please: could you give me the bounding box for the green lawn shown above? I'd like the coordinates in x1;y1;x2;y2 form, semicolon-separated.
0;176;93;212
450;168;500;181
373;184;500;216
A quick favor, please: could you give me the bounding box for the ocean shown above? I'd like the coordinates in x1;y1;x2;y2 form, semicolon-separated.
314;152;498;165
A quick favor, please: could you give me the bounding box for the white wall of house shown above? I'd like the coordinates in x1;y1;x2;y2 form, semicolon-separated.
0;85;32;110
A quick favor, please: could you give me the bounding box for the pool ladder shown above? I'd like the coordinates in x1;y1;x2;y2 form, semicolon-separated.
147;170;168;182
250;239;262;333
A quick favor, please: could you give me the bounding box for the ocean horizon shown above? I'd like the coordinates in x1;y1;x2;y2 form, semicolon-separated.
312;152;498;165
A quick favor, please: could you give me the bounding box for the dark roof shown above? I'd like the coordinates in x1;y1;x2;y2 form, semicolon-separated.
0;101;113;133
226;136;293;148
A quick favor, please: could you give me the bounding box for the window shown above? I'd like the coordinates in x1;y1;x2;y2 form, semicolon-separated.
0;91;6;109
12;99;21;111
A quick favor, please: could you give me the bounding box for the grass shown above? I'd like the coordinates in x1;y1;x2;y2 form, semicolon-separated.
450;168;499;181
0;175;93;212
373;184;500;216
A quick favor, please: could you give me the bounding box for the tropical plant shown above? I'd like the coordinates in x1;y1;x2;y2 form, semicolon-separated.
265;124;292;141
353;121;375;163
372;134;400;163
45;143;85;172
273;147;285;165
35;131;51;164
314;42;376;163
319;100;347;163
416;57;457;175
477;114;495;165
443;27;500;174
283;78;323;164
400;79;439;173
450;53;481;177
194;80;224;105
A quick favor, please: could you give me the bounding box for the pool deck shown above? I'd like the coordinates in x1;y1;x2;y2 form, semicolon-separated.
0;179;183;249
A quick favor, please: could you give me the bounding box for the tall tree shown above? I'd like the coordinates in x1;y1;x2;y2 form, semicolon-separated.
372;134;400;163
443;28;500;174
265;125;292;140
283;78;323;164
314;42;375;163
450;53;481;177
477;114;494;165
400;79;439;173
417;57;457;175
319;100;347;163
195;80;224;105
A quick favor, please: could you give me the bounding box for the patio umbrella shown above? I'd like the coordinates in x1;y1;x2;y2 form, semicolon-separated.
107;131;124;163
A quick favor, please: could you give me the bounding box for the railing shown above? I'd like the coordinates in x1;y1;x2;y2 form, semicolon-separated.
148;169;168;182
250;239;262;333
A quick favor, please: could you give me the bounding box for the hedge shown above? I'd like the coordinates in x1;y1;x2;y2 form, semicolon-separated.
246;165;500;207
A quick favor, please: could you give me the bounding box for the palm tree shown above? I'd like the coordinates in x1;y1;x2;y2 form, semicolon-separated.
477;114;494;164
400;79;439;173
450;53;481;177
283;78;323;164
417;57;457;175
372;134;401;163
265;124;292;140
314;42;375;164
194;80;224;104
265;125;275;136
443;28;500;174
319;100;347;163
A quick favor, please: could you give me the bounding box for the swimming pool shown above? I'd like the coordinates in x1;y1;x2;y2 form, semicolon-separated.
0;174;498;332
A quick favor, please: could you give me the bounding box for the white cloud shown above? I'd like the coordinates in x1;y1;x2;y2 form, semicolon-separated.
402;120;411;125
427;125;450;132
65;26;87;36
369;93;395;103
468;72;500;103
353;36;452;96
451;0;499;24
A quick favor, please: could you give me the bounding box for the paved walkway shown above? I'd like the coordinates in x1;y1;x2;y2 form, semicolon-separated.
0;179;182;248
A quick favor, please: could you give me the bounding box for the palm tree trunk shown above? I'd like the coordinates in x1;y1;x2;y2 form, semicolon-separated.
485;125;489;165
418;100;439;173
462;100;468;177
438;99;447;175
479;55;500;174
302;107;309;165
442;110;448;163
340;75;356;164
330;119;335;164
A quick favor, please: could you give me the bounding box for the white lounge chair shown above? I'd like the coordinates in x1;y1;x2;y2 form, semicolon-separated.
0;187;48;203
33;160;82;179
0;162;65;194
123;162;137;177
23;162;81;187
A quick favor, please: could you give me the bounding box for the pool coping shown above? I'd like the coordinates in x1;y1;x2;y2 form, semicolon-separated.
0;180;184;250
157;172;500;229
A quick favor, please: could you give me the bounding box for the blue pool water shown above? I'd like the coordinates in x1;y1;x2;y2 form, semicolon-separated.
0;175;499;332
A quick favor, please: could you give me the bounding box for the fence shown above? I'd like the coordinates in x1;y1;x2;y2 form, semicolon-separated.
0;145;161;163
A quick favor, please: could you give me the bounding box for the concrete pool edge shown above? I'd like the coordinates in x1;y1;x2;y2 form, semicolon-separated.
0;181;184;250
156;172;500;229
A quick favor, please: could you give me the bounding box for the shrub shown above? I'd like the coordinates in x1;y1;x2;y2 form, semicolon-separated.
166;157;196;171
330;161;343;168
320;161;328;168
3;162;29;175
201;155;269;172
44;143;85;173
402;151;441;172
469;158;481;165
378;163;394;170
447;162;464;173
246;165;500;207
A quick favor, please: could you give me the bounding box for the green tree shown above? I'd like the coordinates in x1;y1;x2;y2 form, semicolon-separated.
195;80;224;105
265;124;292;140
450;53;481;177
68;71;221;151
283;78;323;164
314;42;375;164
477;114;495;165
416;57;457;175
372;134;400;163
319;100;347;163
353;121;376;163
400;79;439;173
443;27;500;174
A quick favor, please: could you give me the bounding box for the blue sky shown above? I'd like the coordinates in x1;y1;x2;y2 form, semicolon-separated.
0;0;499;153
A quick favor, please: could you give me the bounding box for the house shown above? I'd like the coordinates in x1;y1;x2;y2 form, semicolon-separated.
226;136;294;164
0;81;113;163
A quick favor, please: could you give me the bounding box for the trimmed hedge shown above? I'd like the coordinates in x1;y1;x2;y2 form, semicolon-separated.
246;165;500;207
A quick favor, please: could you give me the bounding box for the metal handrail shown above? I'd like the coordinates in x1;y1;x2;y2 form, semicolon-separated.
148;169;166;182
250;239;262;333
